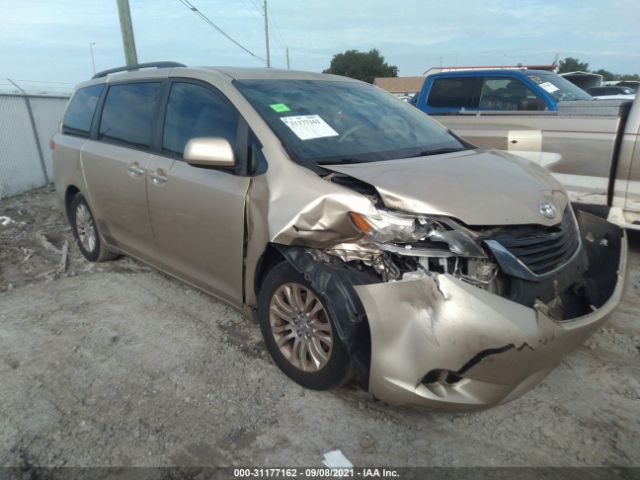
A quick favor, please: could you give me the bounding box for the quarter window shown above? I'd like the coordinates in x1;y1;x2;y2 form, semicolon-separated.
62;84;104;136
99;82;162;148
162;82;239;157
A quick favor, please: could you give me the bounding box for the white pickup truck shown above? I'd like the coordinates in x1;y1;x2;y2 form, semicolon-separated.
433;94;639;229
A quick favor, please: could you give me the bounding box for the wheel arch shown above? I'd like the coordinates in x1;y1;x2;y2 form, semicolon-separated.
259;244;377;387
64;185;81;221
254;243;287;301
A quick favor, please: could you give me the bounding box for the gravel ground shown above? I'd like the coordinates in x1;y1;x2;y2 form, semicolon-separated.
0;187;639;468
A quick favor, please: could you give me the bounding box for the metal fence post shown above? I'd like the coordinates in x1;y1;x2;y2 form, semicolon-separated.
7;78;50;184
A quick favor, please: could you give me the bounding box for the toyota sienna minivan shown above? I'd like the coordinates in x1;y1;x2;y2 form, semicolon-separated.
52;62;627;410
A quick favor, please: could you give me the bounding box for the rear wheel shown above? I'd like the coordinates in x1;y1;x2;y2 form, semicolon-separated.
70;193;117;262
258;262;351;390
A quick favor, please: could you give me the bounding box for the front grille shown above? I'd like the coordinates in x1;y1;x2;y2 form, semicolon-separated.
485;207;580;276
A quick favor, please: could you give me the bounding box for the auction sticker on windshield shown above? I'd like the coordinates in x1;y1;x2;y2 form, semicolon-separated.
280;115;339;140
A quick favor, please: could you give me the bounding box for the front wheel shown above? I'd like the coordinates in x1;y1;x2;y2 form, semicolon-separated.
258;262;351;390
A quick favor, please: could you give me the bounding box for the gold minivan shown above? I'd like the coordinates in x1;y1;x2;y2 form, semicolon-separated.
53;62;627;410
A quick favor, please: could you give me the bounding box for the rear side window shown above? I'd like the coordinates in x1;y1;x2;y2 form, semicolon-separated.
99;82;162;148
162;82;239;157
427;77;483;109
62;84;104;136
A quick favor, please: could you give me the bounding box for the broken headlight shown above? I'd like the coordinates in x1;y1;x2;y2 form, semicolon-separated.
350;209;436;243
350;209;486;258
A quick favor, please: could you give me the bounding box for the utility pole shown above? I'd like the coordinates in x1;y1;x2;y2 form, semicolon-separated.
116;0;138;66
89;42;96;74
263;0;270;67
286;47;290;70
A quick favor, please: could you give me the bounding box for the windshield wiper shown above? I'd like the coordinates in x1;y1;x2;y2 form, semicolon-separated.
414;147;467;157
316;158;360;165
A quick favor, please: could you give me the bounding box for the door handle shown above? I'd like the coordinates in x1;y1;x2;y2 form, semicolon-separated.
127;164;145;176
150;171;168;186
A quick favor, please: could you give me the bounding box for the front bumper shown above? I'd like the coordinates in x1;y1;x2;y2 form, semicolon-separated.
354;212;627;411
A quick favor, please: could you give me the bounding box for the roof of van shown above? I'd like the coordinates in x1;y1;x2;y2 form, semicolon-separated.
86;65;357;84
75;64;362;92
199;67;356;82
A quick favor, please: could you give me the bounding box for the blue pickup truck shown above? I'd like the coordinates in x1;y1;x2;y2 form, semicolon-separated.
412;69;592;114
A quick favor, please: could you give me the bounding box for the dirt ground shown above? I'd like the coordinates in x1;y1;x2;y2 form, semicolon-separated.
0;187;639;468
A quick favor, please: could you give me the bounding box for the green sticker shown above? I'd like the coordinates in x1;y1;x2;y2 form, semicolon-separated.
270;103;291;113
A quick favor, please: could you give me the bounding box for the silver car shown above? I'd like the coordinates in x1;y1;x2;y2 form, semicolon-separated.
53;62;627;410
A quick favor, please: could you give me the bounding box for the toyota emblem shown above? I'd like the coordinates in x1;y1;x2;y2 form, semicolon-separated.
539;201;557;219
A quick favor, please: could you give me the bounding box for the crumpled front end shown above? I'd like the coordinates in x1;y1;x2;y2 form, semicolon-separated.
354;212;627;410
245;143;627;410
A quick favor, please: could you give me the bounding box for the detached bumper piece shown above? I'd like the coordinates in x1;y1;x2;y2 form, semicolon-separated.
355;212;626;410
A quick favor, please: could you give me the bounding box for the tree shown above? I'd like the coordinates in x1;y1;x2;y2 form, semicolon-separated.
592;69;617;81
558;57;589;73
323;49;398;84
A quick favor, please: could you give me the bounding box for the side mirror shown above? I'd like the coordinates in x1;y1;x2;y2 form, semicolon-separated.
183;137;235;168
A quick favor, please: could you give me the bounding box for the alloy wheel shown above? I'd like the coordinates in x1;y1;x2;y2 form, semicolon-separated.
75;204;97;253
269;282;334;372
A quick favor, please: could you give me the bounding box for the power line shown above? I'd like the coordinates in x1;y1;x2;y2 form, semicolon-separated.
239;0;262;17
266;3;287;49
176;0;265;62
248;0;262;13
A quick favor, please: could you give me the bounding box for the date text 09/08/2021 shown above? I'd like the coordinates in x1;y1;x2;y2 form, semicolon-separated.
233;467;400;478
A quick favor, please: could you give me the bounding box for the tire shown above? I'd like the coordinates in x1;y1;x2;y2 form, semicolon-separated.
70;193;117;262
258;261;352;390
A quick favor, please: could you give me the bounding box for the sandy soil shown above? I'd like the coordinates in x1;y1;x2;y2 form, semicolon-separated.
0;187;639;468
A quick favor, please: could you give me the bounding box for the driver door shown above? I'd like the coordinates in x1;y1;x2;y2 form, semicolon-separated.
146;80;250;306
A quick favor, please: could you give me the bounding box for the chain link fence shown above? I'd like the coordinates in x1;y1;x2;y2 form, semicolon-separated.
0;93;70;199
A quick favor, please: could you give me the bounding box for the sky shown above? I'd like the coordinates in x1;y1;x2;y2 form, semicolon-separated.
0;0;639;93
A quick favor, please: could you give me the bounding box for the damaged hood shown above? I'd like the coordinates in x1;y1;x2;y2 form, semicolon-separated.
323;148;568;226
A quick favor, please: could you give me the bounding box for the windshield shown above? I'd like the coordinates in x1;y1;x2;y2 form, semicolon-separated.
234;79;467;165
525;72;593;102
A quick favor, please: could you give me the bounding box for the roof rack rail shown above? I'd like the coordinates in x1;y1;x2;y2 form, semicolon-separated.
92;61;186;79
